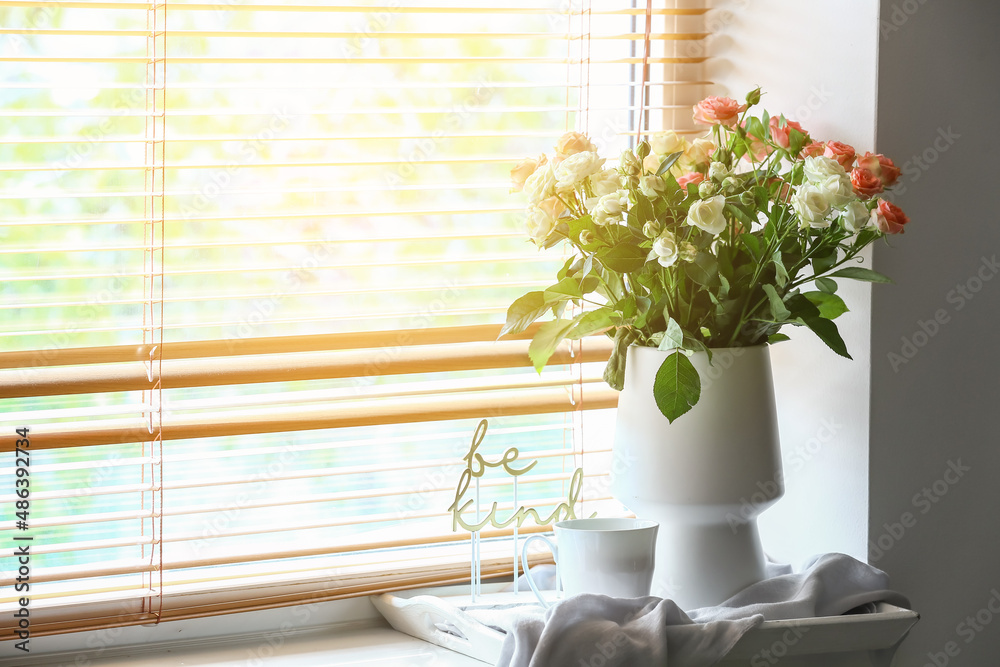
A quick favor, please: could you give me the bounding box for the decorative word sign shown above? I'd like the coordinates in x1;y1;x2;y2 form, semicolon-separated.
447;419;588;600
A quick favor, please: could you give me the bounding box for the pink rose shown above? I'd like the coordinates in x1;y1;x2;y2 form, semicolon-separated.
850;167;884;198
510;155;547;193
856;152;901;187
676;172;705;188
800;141;827;158
823;141;857;169
555;131;597;157
871;199;909;234
692;96;747;128
769;117;808;151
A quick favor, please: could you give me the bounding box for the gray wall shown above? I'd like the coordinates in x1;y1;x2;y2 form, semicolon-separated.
871;1;1000;664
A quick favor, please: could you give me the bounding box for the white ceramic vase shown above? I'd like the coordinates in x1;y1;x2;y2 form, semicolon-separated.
610;344;783;610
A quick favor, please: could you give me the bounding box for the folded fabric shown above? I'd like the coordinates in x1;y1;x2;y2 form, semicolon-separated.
467;553;910;667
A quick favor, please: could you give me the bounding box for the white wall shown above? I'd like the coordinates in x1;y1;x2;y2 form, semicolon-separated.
871;1;1000;664
705;0;881;567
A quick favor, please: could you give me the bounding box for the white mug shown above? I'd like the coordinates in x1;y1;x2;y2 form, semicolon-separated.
520;518;658;607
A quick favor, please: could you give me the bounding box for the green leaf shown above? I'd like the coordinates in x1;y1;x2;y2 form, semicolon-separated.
725;203;756;230
762;284;790;321
528;319;576;372
746;116;766;141
556;255;576;281
598;244;648;273
768;333;791;344
627;195;654;232
543;277;583;303
580;274;600;294
618;294;638;320
829;267;894;284
659;317;685;351
811;250;839;275
741;234;762;261
732;138;748;161
799;316;852;360
772;250;789;287
718;272;731;301
686;252;720;287
499;291;548;337
815;277;838;294
603;327;640;391
566;309;614;340
652;351;702;423
784;293;820;320
788;127;808;157
803;292;849;320
655;151;684;177
633;295;653;329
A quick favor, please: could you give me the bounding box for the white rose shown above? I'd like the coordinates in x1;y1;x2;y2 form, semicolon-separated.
592;192;627;226
649;130;688;156
652;230;680;267
685;195;727;235
803;156;848;185
524;196;566;244
589;168;621;197
682;137;716;169
708;161;731;181
619;149;641;176
792;184;832;228
813;173;855;208
598;192;626;215
679;241;698;262
839;200;870;233
639;174;665;198
525;206;557;244
643;152;662;175
554;151;605;190
523;163;556;204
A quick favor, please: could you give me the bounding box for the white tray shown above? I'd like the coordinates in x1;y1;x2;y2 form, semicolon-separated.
373;584;919;667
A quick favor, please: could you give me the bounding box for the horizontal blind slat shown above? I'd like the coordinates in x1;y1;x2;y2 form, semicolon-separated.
1;384;620;450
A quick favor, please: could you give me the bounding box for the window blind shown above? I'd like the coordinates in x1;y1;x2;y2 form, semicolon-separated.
0;0;709;636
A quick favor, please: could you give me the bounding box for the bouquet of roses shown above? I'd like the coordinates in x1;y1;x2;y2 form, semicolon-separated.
502;88;909;422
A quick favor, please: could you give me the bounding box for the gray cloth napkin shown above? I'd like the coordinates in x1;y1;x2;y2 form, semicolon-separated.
467;553;909;667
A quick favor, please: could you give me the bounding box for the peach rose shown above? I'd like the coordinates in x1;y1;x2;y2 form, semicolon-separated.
555;131;597;157
850;167;884;198
510;155;547;193
676;172;705;189
856;152;901;187
769;117;808;151
692;96;747;128
823;141;857;169
871;199;909;234
801;141;827;158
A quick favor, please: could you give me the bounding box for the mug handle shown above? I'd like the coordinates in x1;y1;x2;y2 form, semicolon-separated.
520;534;558;608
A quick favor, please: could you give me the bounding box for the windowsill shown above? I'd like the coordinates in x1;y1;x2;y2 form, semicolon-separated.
0;595;485;667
